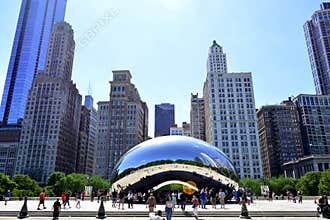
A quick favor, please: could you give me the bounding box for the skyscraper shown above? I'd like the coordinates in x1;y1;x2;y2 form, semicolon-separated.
0;0;67;125
15;22;81;183
94;101;110;177
76;96;97;175
257;98;303;177
190;93;206;140
154;103;175;137
203;40;263;178
304;2;330;95
94;70;148;179
294;94;330;155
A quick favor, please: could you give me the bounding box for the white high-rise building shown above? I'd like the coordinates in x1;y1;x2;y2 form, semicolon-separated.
204;40;263;179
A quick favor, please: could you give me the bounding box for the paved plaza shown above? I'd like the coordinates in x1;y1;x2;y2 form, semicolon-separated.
0;198;317;212
0;198;321;219
0;217;322;220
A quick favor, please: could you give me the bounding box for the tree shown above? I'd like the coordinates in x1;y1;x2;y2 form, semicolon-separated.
0;173;17;196
296;171;321;196
241;178;263;196
47;172;65;186
318;168;330;195
12;174;42;196
62;173;88;194
89;176;110;192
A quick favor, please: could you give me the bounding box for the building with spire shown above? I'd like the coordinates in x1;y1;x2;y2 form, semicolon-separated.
203;40;263;178
15;22;81;183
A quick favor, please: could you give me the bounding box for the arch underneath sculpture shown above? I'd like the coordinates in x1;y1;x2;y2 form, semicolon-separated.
152;180;199;192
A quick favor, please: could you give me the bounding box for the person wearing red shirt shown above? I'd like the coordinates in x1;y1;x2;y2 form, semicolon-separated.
37;190;47;210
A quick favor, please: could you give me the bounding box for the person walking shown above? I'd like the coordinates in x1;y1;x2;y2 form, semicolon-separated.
52;198;61;220
219;189;226;209
192;195;199;220
4;190;11;205
75;192;82;208
61;191;66;206
298;191;303;204
146;192;157;213
127;191;134;209
63;191;71;209
165;195;174;220
37;189;47;210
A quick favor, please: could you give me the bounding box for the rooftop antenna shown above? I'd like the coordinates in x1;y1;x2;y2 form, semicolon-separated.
88;81;93;96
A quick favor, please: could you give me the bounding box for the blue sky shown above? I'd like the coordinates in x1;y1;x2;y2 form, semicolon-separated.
0;0;323;136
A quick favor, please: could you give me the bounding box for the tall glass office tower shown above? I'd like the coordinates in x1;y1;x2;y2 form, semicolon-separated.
304;3;330;95
0;0;67;125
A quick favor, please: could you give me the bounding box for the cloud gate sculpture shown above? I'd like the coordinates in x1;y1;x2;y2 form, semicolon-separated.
111;136;239;193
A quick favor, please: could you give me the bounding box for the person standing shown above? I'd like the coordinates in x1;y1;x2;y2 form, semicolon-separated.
63;191;71;208
171;191;178;208
219;189;226;209
112;190;118;208
37;189;47;210
91;191;95;202
200;189;206;209
118;190;125;210
52;198;61;220
180;192;187;211
75;192;82;208
192;195;199;220
165;195;174;220
146;192;157;213
210;188;217;209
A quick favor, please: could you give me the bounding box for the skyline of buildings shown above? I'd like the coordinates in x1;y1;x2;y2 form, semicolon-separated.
0;0;67;125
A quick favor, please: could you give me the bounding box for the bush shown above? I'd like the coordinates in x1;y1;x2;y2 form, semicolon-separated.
296;171;321;196
318;168;330;195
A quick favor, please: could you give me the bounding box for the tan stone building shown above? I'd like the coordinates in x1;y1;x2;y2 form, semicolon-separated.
15;22;82;184
95;70;148;179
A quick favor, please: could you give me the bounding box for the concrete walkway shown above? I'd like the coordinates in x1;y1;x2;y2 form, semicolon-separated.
0;199;317;212
0;199;319;218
